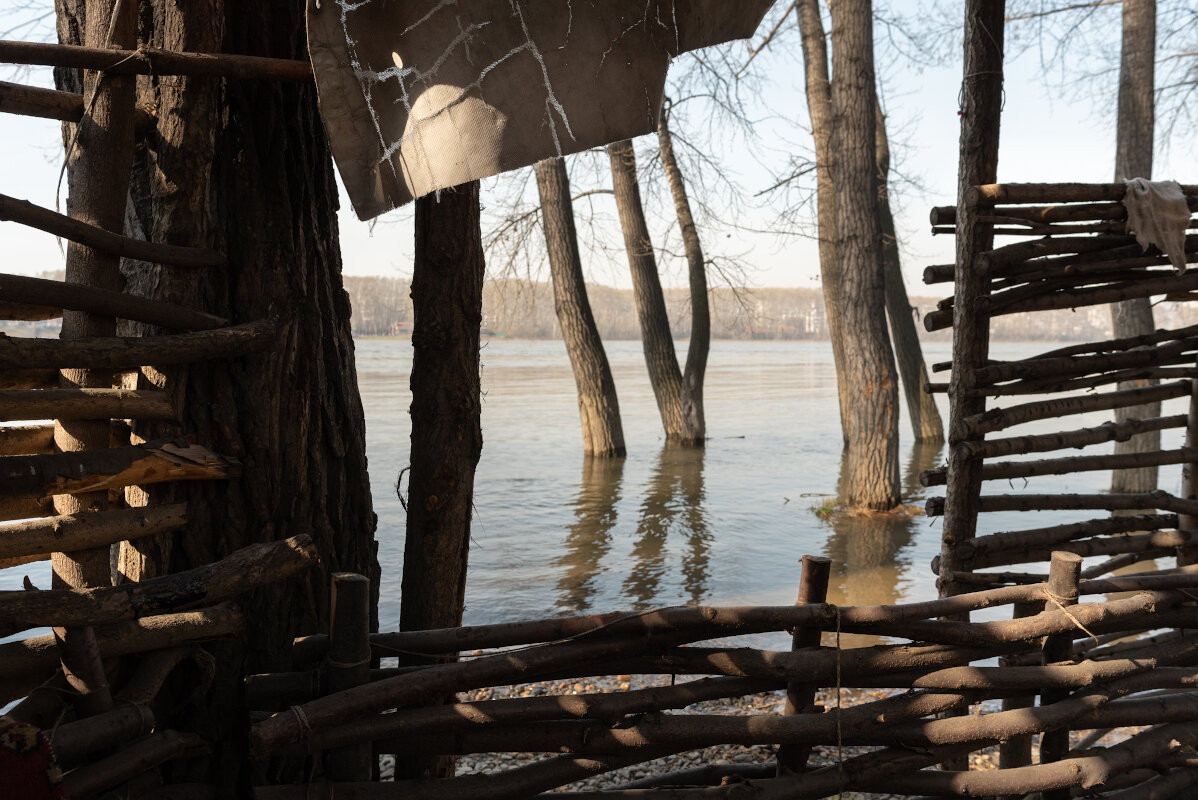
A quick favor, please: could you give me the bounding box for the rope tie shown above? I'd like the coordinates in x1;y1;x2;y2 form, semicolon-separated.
325;654;372;669
290;704;314;754
1043;590;1098;643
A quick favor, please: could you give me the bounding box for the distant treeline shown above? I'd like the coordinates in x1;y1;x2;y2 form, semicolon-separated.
344;276;1198;342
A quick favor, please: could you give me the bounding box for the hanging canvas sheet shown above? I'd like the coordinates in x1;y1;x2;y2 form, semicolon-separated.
307;0;774;219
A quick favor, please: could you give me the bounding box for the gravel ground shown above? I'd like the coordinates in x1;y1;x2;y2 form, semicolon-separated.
378;673;1005;797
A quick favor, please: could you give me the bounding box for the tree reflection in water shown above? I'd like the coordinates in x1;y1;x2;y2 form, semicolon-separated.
553;456;626;613
821;441;943;646
623;446;710;609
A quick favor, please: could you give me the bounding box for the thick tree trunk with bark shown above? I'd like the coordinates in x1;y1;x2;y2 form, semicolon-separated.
658;109;709;446
607;139;702;447
535;158;625;458
58;0;380;788
396;182;485;782
876;104;945;445
401;183;485;635
796;0;849;440
1110;0;1159;494
828;0;900;510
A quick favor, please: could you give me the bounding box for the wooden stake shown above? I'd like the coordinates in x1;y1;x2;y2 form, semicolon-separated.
1040;551;1082;800
777;554;830;775
325;573;374;781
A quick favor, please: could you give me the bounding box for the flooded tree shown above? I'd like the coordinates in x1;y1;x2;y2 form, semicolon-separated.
1110;0;1159;493
535;157;626;458
608;135;708;448
876;103;945;445
401;184;485;637
828;0;900;510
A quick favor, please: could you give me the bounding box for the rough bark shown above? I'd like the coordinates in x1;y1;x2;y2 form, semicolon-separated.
937;0;1004;598
875;103;944;444
52;0;381;788
795;0;850;439
607;138;701;446
828;0;900;510
534;158;625;457
658;109;709;445
401;181;485;637
1110;0;1160;494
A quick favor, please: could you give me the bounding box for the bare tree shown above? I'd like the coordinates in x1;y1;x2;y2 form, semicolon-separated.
829;0;901;510
608;137;706;447
877;102;945;444
1110;0;1160;494
535;157;626;458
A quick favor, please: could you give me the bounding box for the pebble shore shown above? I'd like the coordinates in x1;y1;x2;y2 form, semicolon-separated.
379;673;1003;797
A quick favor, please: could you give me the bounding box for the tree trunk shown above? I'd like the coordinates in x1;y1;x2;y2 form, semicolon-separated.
401;183;485;636
607;139;701;447
796;0;850;441
1110;0;1159;494
59;0;381;788
828;0;900;510
534;158;625;458
658;108;709;446
876;102;945;445
396;181;485;782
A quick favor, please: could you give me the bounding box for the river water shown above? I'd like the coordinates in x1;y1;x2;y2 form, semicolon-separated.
4;338;1188;641
359;337;1190;635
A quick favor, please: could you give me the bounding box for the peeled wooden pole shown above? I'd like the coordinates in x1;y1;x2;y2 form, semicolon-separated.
0;423;55;456
957;415;1187;461
958;514;1177;560
0;388;175;422
923;446;1198;486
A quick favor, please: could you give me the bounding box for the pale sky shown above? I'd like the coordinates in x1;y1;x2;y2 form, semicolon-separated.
0;3;1190;296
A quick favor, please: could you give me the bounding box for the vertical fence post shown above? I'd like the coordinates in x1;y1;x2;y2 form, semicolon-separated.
1178;362;1198;565
997;599;1039;774
1040;551;1082;800
325;572;373;781
776;555;831;775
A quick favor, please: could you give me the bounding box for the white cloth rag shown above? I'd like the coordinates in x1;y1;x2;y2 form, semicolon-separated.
1122;177;1192;274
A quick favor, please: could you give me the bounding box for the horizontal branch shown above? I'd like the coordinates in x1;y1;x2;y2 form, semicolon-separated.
0;423;54;456
0;503;187;561
0;193;224;268
958;530;1192;571
955;514;1177;562
972;182;1198;205
0;300;60;320
971;366;1198;398
0;272;227;330
0;79;155;129
960;380;1191;437
0;602;242;684
973;339;1197;385
957;415;1187;461
0;387;174;422
922;447;1198;486
0;40;313;81
0;369;58;390
0;319;275;369
0;535;317;635
0;441;236;502
928;490;1198;517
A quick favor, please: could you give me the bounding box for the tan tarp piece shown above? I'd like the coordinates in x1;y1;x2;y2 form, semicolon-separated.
307;0;775;220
